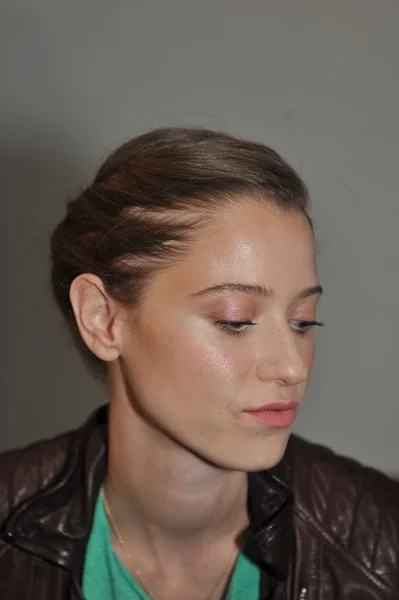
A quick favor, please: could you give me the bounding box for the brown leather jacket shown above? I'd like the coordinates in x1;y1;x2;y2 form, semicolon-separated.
0;405;398;600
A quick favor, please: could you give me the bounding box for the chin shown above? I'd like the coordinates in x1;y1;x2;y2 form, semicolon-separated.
212;428;292;473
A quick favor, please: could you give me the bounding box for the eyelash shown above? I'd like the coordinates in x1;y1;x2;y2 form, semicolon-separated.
291;320;325;335
215;320;256;337
215;319;325;338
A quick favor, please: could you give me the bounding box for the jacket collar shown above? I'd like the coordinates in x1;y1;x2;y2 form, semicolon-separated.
5;405;293;580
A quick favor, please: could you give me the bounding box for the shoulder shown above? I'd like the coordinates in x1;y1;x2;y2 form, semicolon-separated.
0;405;108;529
276;435;399;589
0;429;75;526
283;433;399;508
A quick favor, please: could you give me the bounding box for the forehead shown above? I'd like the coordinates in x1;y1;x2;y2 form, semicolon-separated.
150;202;317;299
203;201;312;259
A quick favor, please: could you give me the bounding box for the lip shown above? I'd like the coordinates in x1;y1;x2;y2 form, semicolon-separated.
243;401;300;429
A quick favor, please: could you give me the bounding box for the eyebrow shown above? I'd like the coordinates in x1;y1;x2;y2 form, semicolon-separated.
191;282;323;300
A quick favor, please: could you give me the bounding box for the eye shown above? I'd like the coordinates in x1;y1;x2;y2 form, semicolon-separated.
215;319;256;337
290;320;325;335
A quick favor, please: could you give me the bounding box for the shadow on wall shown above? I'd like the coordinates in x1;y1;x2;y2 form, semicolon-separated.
1;140;105;452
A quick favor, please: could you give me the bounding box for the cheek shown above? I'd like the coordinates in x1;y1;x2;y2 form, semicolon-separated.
170;329;250;394
129;313;254;415
302;337;316;376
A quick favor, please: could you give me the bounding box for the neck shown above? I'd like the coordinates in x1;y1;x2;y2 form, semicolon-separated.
106;391;249;551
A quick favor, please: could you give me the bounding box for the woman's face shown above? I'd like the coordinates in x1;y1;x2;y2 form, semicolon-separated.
117;201;322;471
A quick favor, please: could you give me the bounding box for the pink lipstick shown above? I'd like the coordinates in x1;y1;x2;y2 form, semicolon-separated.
244;401;299;428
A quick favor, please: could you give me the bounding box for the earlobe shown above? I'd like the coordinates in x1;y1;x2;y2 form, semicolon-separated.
69;274;120;362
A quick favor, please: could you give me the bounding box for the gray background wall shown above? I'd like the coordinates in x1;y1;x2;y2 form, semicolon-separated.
1;1;398;474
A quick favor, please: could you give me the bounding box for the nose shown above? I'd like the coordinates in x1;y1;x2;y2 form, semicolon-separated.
255;324;309;386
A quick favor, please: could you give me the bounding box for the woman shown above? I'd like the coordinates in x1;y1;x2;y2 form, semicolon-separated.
0;128;398;600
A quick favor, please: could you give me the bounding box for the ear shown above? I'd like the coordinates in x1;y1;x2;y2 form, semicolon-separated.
69;274;121;362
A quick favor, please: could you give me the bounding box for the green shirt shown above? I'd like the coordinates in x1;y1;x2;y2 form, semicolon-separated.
82;493;262;599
